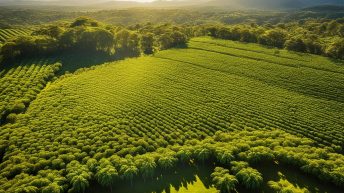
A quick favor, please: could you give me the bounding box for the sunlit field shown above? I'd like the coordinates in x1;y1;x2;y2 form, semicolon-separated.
0;2;344;193
1;37;344;193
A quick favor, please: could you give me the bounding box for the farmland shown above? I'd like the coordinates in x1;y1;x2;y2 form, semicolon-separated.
0;29;31;43
0;59;60;123
0;36;343;193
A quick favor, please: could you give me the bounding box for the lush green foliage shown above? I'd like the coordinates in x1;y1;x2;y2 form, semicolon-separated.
0;38;343;193
0;18;189;64
0;7;343;27
159;37;344;148
206;19;344;59
268;173;310;193
0;61;61;123
235;167;263;189
0;29;31;43
1;128;343;193
2;11;343;64
211;167;238;192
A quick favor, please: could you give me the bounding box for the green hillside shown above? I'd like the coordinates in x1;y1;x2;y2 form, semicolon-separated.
8;37;343;147
0;37;343;192
0;29;31;43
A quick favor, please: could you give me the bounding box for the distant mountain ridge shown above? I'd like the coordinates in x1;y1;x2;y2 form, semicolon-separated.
207;0;344;9
0;0;342;9
302;4;344;11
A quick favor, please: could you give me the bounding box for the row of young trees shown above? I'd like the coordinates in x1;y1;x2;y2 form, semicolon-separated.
1;129;343;193
0;17;190;64
205;19;344;59
211;163;263;193
268;173;310;193
0;62;61;124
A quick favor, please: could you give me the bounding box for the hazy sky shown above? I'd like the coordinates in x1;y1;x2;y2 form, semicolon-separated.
2;0;158;2
15;0;158;2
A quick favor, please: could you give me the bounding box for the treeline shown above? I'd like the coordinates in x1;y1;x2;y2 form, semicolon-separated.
1;16;344;64
205;19;344;59
0;17;190;64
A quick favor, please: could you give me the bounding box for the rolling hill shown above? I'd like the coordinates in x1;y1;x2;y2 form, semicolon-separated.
0;0;342;9
1;37;344;193
2;36;344;154
207;0;344;9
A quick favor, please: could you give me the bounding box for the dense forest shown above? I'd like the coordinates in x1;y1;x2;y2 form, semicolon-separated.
206;19;344;59
0;3;344;193
0;5;344;27
0;17;190;62
1;15;344;66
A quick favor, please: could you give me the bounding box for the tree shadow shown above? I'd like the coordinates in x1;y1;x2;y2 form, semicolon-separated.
86;160;343;193
86;163;216;193
251;161;344;193
55;50;126;75
328;57;344;66
0;50;135;76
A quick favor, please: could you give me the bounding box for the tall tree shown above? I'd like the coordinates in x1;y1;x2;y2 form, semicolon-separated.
96;165;118;192
235;167;263;189
140;33;154;55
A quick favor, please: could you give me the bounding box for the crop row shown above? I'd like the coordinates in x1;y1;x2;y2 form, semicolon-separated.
191;37;344;74
1;51;342;159
0;29;31;43
0;61;61;123
0;38;343;192
183;41;344;102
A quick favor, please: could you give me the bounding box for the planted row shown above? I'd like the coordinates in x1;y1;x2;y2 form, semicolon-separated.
0;62;61;123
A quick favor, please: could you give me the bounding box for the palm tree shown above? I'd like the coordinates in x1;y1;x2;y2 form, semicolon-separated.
211;167;238;193
217;151;234;165
120;165;138;186
30;178;51;188
230;161;249;174
71;175;89;193
211;167;230;177
218;174;238;193
17;186;39;193
86;158;98;173
158;155;177;170
41;183;61;193
268;178;310;193
136;156;156;181
235;167;263;189
176;149;192;164
196;148;211;163
96;165;118;192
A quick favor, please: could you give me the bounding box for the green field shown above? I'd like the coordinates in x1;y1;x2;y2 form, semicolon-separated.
6;37;343;147
0;37;344;193
0;51;120;124
0;29;31;43
0;59;60;123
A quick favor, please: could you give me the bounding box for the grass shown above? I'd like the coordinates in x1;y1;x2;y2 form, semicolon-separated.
166;176;217;193
88;161;343;193
87;164;218;193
